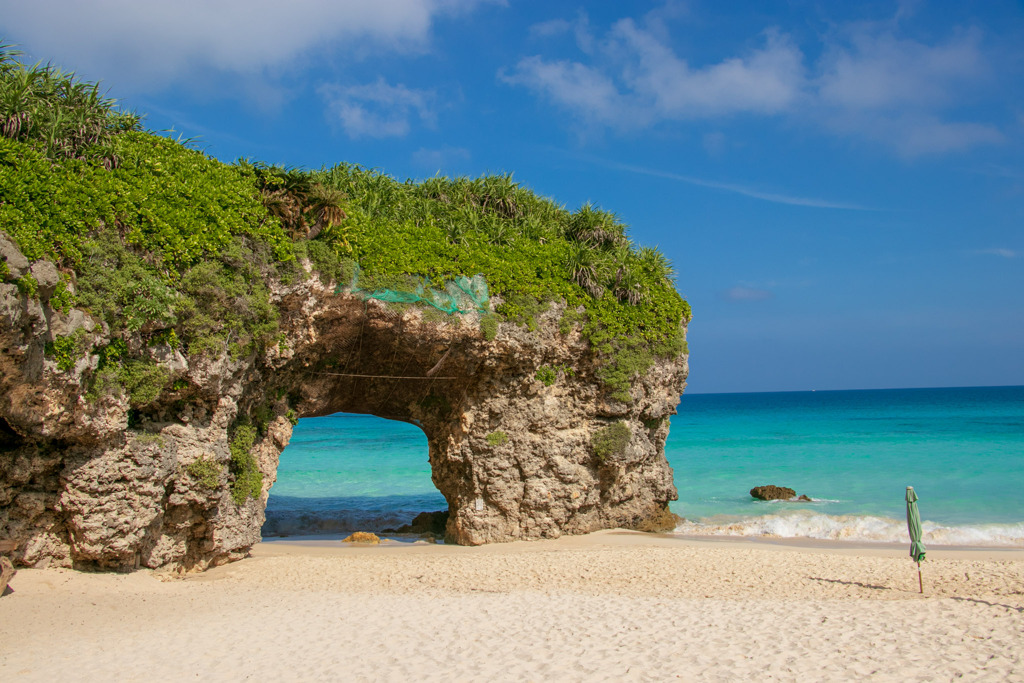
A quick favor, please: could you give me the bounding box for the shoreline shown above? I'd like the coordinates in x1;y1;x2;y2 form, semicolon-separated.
266;497;1024;549
4;529;1023;681
260;527;1024;558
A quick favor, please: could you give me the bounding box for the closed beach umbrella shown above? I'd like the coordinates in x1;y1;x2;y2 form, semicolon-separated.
906;486;926;593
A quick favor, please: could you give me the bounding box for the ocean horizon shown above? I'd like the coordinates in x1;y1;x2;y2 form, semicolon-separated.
265;384;1024;547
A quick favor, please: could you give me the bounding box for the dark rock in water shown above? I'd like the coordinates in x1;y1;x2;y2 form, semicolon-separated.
393;510;450;536
387;510;448;535
0;556;15;597
750;485;796;501
797;495;812;502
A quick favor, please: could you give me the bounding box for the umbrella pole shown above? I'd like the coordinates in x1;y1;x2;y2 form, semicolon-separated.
917;561;923;594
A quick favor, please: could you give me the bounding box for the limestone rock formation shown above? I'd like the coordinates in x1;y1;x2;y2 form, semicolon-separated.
0;241;688;572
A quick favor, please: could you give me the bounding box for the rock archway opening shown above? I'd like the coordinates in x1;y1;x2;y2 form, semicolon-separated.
263;412;446;538
257;299;481;542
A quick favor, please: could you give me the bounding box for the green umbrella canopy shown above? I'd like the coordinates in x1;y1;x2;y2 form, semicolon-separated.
906;486;926;563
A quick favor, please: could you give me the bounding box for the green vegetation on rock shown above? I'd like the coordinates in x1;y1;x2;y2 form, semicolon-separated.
534;365;557;386
228;424;263;504
0;48;689;405
591;422;632;463
118;360;170;406
49;277;74;313
486;431;509;447
186;455;223;489
15;272;37;297
44;329;90;371
479;313;500;341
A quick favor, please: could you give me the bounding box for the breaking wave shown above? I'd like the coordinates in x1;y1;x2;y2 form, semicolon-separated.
674;510;1024;547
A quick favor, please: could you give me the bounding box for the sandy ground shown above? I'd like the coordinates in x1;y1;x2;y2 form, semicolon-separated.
1;530;1023;682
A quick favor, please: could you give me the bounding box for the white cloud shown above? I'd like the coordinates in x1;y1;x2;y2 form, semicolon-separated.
2;0;491;91
320;79;436;139
529;18;574;39
817;29;986;110
529;11;597;54
504;22;804;128
613;22;805;118
814;26;1003;155
504;9;1007;157
820;109;1004;157
500;57;629;126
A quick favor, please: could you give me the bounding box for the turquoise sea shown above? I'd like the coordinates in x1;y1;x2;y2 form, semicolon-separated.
265;385;1024;546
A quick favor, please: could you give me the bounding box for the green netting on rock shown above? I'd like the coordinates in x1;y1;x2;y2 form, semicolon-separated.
350;266;490;314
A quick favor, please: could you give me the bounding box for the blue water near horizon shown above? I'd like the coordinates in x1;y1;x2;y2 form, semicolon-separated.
668;385;1024;545
265;385;1024;546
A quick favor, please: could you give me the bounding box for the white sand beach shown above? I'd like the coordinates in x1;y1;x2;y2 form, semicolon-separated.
2;530;1023;682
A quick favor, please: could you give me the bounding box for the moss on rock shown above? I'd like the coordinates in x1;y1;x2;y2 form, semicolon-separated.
591;422;632;463
229;425;263;504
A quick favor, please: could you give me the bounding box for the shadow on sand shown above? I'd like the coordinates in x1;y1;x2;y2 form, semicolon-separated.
808;576;893;591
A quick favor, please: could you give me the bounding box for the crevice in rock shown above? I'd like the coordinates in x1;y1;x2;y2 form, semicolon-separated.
0;417;23;450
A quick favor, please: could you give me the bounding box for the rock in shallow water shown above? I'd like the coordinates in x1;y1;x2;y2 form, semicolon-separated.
384;510;450;536
750;485;797;501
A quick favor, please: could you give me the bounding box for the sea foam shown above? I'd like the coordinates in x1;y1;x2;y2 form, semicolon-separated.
674;510;1024;547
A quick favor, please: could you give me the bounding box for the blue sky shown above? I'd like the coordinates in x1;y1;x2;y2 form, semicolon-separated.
4;0;1023;393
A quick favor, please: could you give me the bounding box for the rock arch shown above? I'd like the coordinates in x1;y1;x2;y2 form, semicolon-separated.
0;275;687;571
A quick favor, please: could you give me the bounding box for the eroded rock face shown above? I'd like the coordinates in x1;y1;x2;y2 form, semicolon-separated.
0;249;688;571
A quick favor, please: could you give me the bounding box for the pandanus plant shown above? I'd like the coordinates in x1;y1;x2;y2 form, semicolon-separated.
613;261;645;305
517;214;548;243
476;174;522;220
251;164;348;242
306;184;347;240
566;202;626;247
566;242;607;299
0;45;139;167
485;215;514;247
637;246;676;283
445;219;470;247
421;174;525;220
